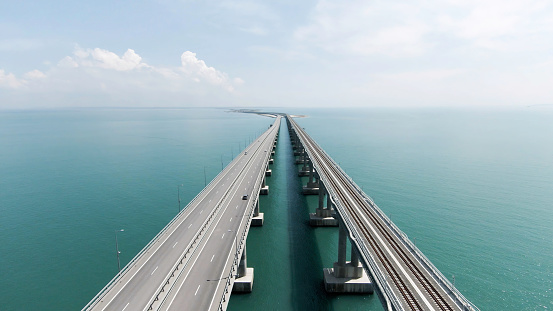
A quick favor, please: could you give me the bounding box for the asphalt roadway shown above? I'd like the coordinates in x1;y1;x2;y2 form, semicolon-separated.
85;116;280;311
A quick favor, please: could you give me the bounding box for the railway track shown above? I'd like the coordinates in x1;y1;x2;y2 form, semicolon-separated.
288;116;458;311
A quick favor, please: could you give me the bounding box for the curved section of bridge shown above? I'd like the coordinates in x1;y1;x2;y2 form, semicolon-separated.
83;116;280;311
287;115;478;311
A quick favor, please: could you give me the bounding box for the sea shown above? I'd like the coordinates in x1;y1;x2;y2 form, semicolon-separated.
0;107;551;310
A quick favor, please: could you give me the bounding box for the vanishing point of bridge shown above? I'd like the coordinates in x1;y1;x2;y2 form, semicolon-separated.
83;114;478;311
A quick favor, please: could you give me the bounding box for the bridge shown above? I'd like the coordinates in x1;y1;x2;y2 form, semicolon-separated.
83;113;478;311
83;116;280;311
287;115;478;311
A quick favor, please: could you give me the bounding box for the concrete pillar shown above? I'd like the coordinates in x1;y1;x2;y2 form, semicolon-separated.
337;225;347;266
237;244;247;277
251;200;263;226
308;162;314;184
323;220;373;293
253;200;259;216
310;186;337;226
260;176;269;195
351;244;359;267
233;243;254;293
303;163;319;195
318;182;325;209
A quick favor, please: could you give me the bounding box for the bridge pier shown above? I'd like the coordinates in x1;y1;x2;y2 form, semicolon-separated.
302;162;319;195
295;146;307;165
260;177;269;195
232;244;254;292
251;200;264;226
310;182;338;226
323;219;373;293
265;164;272;176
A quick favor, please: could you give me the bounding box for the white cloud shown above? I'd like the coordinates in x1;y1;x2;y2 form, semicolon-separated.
24;69;46;79
437;0;553;51
294;0;553;56
63;47;150;71
0;69;26;89
180;51;235;91
58;56;79;68
0;47;243;107
294;1;430;57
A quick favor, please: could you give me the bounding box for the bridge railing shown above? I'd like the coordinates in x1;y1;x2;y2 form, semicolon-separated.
340;165;479;310
288;117;479;311
82;135;250;311
218;120;280;310
287;119;399;310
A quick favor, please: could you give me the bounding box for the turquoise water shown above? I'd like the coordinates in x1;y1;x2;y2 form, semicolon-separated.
1;107;552;310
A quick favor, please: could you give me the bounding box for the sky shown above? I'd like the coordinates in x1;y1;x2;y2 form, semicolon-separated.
1;0;553;109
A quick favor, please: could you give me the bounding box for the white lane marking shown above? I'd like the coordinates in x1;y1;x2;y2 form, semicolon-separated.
122;302;130;311
188;223;192;229
195;285;201;296
236;205;238;209
173;242;178;248
216;191;218;194
200;209;203;214
221;233;225;239
229;217;232;222
209;199;211;202
211;254;215;262
151;266;158;275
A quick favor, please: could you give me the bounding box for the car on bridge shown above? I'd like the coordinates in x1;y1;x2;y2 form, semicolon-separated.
242;194;248;200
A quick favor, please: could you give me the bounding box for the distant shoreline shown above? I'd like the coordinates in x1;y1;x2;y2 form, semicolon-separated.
229;108;307;118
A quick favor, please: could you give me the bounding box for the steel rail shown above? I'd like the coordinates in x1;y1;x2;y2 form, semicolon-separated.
287;115;478;311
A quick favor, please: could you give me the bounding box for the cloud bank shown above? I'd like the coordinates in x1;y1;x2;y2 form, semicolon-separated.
0;47;242;108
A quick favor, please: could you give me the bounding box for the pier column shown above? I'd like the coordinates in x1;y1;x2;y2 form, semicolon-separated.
233;244;254;293
337;225;347;266
309;182;338;226
237;244;247;277
260;177;269;195
318;183;325;209
251;200;264;226
296;145;306;165
323;218;373;293
303;164;319;194
351;244;360;268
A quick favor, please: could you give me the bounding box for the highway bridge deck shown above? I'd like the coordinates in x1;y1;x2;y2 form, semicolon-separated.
83;116;280;311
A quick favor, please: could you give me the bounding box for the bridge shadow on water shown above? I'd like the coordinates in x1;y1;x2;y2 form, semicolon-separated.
227;120;331;310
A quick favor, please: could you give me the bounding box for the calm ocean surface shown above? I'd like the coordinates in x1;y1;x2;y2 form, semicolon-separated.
0;107;551;310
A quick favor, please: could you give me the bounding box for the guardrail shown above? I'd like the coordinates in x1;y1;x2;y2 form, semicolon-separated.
82;149;248;310
83;121;278;311
217;119;280;310
287;115;479;311
286;117;400;310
